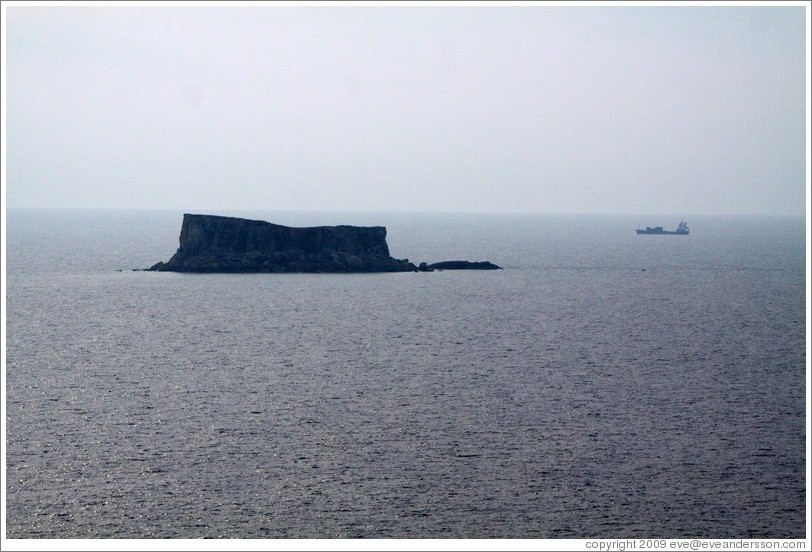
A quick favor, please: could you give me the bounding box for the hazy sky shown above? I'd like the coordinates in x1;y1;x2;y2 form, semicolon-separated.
3;3;808;214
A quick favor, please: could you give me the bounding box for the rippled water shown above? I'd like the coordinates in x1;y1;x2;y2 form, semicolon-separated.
5;209;807;538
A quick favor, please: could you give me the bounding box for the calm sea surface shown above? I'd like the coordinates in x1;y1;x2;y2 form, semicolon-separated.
4;209;807;538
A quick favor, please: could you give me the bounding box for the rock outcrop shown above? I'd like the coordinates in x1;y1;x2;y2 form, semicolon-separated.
149;214;417;273
417;261;502;271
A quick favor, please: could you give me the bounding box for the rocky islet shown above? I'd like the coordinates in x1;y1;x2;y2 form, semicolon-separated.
148;214;501;273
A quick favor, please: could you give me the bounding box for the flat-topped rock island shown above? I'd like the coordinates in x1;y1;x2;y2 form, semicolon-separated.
148;214;501;273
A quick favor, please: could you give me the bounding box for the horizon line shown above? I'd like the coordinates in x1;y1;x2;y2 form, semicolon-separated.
3;206;808;218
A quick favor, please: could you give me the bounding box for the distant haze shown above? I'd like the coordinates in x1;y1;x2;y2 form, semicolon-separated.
4;4;808;215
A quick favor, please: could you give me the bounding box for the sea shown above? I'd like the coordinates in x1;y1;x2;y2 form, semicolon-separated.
4;209;808;539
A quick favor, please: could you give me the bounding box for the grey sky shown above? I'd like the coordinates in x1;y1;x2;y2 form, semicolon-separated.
4;3;808;214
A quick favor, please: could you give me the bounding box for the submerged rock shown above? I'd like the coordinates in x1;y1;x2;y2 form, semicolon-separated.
148;214;417;273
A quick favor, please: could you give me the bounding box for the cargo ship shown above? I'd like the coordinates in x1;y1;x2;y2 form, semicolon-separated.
636;221;689;235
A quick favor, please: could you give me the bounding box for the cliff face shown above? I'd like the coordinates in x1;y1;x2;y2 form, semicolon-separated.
149;214;417;273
